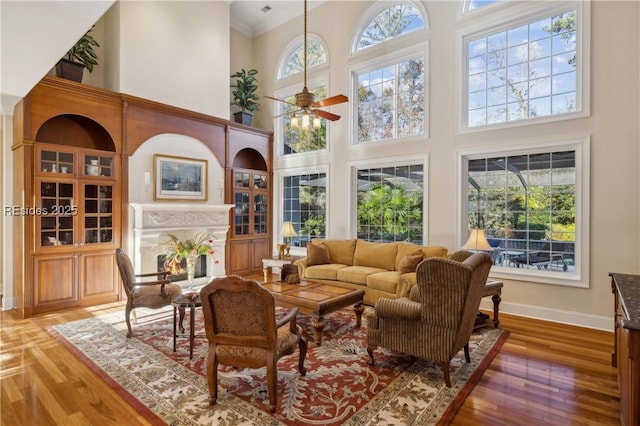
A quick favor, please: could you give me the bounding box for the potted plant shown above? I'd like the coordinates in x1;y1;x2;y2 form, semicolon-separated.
230;68;260;126
56;26;100;83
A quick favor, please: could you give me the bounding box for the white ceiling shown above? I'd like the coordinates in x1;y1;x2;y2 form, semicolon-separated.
230;0;325;37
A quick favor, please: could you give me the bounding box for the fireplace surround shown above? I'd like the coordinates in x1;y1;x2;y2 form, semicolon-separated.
130;203;233;286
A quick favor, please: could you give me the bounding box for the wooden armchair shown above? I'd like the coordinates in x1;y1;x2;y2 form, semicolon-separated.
366;252;492;387
115;249;183;338
200;275;307;412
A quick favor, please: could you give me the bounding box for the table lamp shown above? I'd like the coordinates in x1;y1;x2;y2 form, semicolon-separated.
462;229;493;252
280;221;297;258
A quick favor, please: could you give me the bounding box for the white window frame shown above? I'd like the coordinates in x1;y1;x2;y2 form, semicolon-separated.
457;137;590;287
456;1;590;134
349;43;430;146
275;165;330;257
349;155;429;244
276;33;329;81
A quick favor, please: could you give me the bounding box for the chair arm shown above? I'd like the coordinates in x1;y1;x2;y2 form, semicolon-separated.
276;307;299;330
375;297;421;321
135;271;170;279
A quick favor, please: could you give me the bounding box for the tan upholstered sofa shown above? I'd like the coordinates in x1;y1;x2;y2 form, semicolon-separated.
294;239;449;305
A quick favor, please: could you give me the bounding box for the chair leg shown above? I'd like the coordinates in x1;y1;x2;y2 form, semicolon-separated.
464;343;471;363
266;353;278;412
366;345;376;365
206;346;218;406
298;337;307;376
440;361;452;388
125;306;133;338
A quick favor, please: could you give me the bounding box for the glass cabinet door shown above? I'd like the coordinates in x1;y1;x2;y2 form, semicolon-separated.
83;154;114;177
254;193;267;234
234;191;250;235
38;180;76;247
39;147;74;175
83;183;114;244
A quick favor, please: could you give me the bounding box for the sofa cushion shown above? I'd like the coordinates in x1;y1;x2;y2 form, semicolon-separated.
353;240;398;271
367;271;401;294
312;239;357;265
397;249;424;274
395;242;448;270
305;264;349;280
307;242;331;266
337;265;386;285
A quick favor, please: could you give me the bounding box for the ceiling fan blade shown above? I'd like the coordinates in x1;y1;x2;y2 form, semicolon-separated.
271;109;302;119
314;109;341;121
313;94;348;108
265;95;296;106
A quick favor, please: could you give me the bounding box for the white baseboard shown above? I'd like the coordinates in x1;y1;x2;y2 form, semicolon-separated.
479;299;613;332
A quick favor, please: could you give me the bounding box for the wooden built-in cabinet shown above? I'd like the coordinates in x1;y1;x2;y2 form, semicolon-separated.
226;127;272;277
610;273;640;426
12;77;123;317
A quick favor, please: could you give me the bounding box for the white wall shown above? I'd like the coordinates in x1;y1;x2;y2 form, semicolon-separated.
252;0;640;329
116;1;230;118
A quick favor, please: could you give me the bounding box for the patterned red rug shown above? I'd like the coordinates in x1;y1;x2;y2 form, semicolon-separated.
49;307;507;425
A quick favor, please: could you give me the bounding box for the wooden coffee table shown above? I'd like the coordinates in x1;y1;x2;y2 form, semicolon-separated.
262;280;365;346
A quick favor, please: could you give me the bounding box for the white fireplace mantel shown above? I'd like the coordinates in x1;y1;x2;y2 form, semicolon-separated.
129;203;234;280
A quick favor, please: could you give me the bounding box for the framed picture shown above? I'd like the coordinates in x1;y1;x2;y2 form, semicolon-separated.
154;154;207;201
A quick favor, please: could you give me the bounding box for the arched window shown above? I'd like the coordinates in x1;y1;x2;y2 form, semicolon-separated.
462;0;501;13
355;3;424;51
279;36;327;79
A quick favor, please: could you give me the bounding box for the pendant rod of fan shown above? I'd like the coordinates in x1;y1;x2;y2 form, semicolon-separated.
303;0;308;90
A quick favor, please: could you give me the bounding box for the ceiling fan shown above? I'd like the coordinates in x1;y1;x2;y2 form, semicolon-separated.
266;0;348;126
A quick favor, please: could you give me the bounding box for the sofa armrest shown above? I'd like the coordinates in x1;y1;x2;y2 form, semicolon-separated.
294;257;308;278
375;297;421;320
398;272;417;298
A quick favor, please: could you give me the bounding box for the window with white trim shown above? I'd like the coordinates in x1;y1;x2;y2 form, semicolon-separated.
461;140;588;286
280;38;327;79
355;3;424;51
355;55;425;144
283;172;327;247
355;163;424;244
462;3;587;130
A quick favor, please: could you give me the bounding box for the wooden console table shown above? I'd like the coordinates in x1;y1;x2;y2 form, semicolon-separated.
610;273;640;426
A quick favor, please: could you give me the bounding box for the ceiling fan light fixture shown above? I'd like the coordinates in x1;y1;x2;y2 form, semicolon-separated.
301;112;310;129
290;115;299;128
313;115;321;129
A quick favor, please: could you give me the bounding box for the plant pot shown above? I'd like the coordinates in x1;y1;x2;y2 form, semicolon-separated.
233;111;253;126
55;59;85;82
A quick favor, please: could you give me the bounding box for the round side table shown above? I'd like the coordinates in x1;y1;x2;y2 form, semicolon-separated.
171;293;202;360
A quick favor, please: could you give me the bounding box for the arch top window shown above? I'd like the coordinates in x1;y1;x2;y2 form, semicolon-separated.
281;37;327;79
356;3;425;51
463;0;502;13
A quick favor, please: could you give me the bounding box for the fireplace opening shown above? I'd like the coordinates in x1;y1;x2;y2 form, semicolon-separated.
157;254;207;282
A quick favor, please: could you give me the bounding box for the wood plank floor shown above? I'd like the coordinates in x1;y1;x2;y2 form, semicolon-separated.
1;285;621;425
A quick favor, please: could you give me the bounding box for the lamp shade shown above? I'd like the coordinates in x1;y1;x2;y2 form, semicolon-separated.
280;221;297;238
462;229;493;251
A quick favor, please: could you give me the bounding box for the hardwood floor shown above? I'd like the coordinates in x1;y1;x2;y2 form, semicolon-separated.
1;282;621;425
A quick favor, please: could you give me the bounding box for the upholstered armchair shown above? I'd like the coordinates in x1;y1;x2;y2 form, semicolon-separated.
115;249;183;338
366;252;493;387
200;275;307;412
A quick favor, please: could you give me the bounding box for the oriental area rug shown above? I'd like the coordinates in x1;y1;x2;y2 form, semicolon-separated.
49;307;508;425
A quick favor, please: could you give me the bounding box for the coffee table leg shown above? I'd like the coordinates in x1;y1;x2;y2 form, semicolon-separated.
312;316;326;346
354;302;364;327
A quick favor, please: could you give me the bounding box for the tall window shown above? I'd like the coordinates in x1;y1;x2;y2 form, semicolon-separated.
463;142;588;285
356;56;425;144
356;164;423;244
356;4;424;51
464;7;582;129
283;172;327;247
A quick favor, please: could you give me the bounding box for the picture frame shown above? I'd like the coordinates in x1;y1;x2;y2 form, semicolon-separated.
154;154;208;201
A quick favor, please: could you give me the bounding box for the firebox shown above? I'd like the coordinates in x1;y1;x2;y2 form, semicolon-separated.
157;254;207;282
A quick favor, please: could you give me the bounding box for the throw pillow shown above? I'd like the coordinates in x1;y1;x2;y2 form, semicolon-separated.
398;249;424;274
307;242;331;266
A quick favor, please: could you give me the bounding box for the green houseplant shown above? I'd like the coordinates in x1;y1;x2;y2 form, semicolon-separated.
56;26;100;83
230;68;260;126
